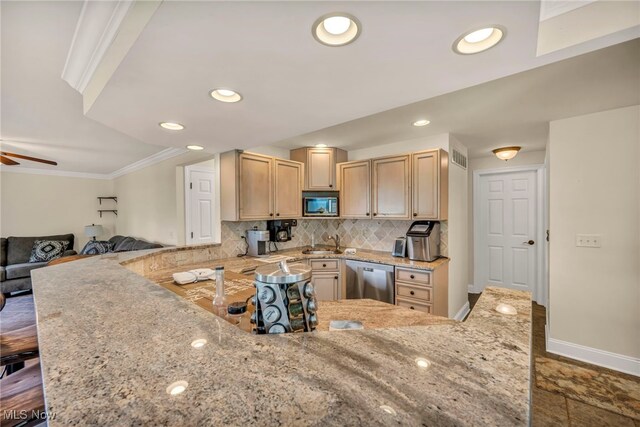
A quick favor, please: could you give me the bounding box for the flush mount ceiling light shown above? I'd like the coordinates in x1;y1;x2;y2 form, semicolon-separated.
159;122;185;131
210;88;242;103
312;13;361;46
186;145;204;151
412;119;431;127
453;26;505;55
315;143;328;148
492;146;521;161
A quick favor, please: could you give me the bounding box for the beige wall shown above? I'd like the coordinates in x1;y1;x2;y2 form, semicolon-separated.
347;133;449;161
467;150;547;288
113;151;212;246
0;172;115;250
549;105;639;359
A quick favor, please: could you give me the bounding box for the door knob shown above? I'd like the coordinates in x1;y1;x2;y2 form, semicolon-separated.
523;240;535;245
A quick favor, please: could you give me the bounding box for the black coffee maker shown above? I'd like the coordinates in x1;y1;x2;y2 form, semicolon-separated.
267;220;293;242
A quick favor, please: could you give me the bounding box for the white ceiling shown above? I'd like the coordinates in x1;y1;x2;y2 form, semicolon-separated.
1;1;638;174
85;1;639;159
0;1;165;174
275;39;640;157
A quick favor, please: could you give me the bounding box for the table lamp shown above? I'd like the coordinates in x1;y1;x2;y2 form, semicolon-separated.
84;224;103;241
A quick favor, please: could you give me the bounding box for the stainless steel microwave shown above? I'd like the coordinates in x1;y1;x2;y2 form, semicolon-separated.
303;196;338;217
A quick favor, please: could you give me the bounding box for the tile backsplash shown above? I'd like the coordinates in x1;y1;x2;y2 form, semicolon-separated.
220;219;448;258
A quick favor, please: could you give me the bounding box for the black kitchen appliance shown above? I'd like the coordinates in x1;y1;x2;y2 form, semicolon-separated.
267;219;293;242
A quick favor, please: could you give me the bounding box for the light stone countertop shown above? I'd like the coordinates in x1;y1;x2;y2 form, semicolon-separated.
31;252;531;426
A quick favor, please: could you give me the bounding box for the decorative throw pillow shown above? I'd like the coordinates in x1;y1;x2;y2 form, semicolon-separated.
80;240;113;255
29;240;69;263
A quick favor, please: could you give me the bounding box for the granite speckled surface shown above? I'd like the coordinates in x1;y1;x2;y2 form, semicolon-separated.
32;253;530;426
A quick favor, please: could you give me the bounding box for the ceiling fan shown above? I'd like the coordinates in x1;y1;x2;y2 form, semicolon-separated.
0;151;57;166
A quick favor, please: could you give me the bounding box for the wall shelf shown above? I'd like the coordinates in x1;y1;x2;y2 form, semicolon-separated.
98;197;118;204
98;210;118;218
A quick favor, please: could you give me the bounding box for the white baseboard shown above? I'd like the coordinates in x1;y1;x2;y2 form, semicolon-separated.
453;301;470;321
468;283;482;294
546;333;640;377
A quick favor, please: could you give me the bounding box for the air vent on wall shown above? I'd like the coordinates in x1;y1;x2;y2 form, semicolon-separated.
451;148;467;169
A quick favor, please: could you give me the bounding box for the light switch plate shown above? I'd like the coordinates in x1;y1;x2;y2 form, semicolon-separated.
576;234;602;248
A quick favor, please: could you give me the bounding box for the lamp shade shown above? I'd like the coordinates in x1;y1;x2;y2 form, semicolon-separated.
492;146;521;161
84;224;103;238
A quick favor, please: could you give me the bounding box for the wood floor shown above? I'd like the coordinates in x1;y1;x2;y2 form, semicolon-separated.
2;293;638;426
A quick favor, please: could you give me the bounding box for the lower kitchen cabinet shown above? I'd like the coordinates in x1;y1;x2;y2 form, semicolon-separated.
394;264;448;317
309;258;340;301
312;273;339;301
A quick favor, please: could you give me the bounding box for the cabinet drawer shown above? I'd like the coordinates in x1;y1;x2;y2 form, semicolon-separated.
396;284;432;302
395;268;431;285
396;297;432;313
310;259;339;271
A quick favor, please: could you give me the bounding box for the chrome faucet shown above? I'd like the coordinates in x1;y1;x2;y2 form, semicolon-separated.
327;234;341;251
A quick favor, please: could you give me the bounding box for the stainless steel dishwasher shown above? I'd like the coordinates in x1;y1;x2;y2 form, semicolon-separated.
345;261;395;304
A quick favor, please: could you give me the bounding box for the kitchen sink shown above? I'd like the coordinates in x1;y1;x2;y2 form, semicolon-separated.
302;248;343;255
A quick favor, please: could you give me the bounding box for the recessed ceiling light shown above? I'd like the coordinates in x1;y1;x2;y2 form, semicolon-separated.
312;13;361;46
453;26;505;55
315;143;328;148
492;146;521;161
186;145;204;151
159;122;185;131
166;380;188;396
210;88;242;103
413;119;431;127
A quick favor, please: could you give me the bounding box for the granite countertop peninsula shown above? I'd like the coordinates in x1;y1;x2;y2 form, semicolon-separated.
31;245;531;426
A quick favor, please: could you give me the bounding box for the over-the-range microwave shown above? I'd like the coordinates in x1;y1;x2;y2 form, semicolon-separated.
303;196;338;217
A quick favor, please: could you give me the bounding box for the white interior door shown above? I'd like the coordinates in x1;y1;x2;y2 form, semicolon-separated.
188;169;216;245
477;170;537;293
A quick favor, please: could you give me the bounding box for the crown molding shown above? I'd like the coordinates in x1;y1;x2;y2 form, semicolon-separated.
0;166;111;180
0;147;189;180
62;0;134;93
539;0;596;21
109;147;188;178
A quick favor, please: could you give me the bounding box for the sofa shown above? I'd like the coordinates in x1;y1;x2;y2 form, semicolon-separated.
107;235;163;252
1;234;77;294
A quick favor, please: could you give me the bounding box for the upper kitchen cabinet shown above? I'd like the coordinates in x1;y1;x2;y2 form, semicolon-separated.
338;160;371;218
371;155;411;219
221;151;303;221
290;147;347;191
412;149;448;220
273;159;303;218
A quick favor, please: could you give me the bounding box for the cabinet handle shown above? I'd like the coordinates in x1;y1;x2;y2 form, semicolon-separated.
413;213;417;217
276;213;280;216
269;213;273;216
322;264;327;267
334;276;338;280
329;184;333;188
410;274;415;279
410;306;415;310
366;212;370;216
373;213;377;216
410;290;415;296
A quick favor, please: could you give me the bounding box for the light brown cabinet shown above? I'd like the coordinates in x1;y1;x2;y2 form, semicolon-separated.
412;149;448;220
371;155;411;219
337;160;371;218
220;151;303;221
290;147;347;191
273;159;303;218
309;258;340;301
394;264;448;317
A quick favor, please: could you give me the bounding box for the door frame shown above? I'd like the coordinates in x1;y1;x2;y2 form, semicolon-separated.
473;164;547;306
184;159;221;245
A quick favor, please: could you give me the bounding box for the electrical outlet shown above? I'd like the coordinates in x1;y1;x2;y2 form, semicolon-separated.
576;234;602;248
